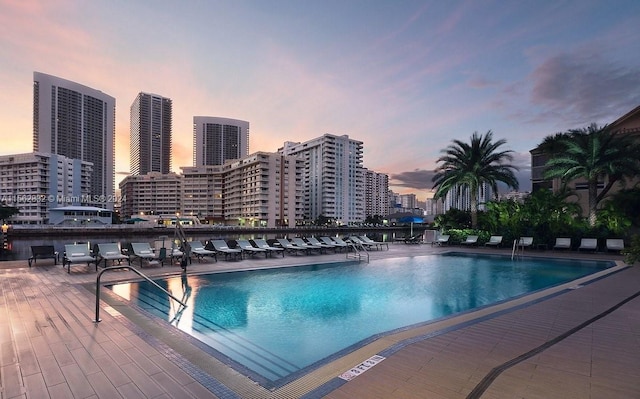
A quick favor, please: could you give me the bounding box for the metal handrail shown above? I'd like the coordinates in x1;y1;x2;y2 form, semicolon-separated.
94;265;188;323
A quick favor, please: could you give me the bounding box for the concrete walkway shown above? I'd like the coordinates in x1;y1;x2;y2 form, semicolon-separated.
1;243;638;398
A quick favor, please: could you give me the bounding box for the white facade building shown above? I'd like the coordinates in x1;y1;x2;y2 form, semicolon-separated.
33;72;115;209
0;152;92;224
279;134;364;225
443;183;492;212
193;116;249;166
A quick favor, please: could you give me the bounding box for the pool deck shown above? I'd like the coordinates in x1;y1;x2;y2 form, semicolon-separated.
1;243;638;398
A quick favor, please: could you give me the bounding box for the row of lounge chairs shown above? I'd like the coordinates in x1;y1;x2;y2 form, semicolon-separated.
31;235;390;273
432;234;625;253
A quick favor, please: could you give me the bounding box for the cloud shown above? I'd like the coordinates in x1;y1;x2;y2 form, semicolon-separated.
389;150;531;195
529;52;640;126
391;169;436;192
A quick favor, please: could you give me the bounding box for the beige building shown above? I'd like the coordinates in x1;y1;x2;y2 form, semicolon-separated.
180;165;225;223
119;172;182;219
221;152;303;228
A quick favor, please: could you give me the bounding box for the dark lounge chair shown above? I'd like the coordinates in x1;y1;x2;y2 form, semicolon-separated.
28;245;59;267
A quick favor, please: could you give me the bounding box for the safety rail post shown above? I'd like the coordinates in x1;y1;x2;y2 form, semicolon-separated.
94;265;187;323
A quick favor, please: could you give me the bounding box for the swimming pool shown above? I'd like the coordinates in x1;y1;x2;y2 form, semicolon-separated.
107;253;611;386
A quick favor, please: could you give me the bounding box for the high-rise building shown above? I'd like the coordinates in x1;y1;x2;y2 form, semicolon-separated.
33;72;115;209
130;93;172;175
193;116;249;166
363;168;389;217
0;152;92;224
279;134;364;225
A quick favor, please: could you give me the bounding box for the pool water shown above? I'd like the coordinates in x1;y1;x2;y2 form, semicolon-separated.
107;253;611;385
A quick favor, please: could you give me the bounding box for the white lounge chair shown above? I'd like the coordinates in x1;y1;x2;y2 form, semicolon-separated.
276;238;308;255
306;236;336;252
291;237;323;253
432;234;450;246
359;235;389;250
347;236;377;249
252;238;285;257
578;238;598;252
96;243;129;268
553;238;572;251
130;242;164;267
517;237;534;250
63;243;98;273
236;239;268;257
320;236;348;252
188;241;217;262
208;240;242;260
460;235;479;246
484;236;503;248
605;239;624;253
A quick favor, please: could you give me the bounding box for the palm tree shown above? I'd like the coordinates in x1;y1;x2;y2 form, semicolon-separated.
542;124;640;226
432;130;519;229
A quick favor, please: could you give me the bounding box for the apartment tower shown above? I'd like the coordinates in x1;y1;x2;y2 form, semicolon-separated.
130;92;172;175
279;134;365;225
33;72;115;209
193;116;249;166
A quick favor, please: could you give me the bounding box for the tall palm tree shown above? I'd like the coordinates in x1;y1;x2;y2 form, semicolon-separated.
432;130;519;229
543;124;640;226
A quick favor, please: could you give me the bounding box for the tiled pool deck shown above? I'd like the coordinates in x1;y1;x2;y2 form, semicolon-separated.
1;243;638;398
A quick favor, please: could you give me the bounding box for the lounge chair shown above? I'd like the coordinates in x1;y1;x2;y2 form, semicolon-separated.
291;237;323;253
28;245;59;267
578;238;598;252
605;239;625;253
188;240;217;262
96;243;129;268
484;236;503;248
129;242;164;267
331;236;351;247
63;243;98;273
432;234;450;246
359;235;389;250
553;238;572;251
252;238;285;257
154;239;184;264
306;236;337;252
404;234;423;244
347;236;377;249
320;236;348;252
207;239;242;260
460;235;479;246
236;239;268;257
276;238;308;255
517;237;533;250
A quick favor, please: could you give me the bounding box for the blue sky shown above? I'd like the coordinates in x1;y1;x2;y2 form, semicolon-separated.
1;0;639;199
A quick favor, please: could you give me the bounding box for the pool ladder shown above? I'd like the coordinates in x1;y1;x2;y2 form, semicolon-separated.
346;241;369;263
93;265;188;323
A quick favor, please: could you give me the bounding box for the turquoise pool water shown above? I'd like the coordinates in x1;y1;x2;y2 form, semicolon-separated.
107;253;611;385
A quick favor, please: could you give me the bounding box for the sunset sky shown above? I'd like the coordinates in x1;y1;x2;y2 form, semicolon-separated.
1;0;639;200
